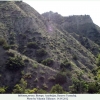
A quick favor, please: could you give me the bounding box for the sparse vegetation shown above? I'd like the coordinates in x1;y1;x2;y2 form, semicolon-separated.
0;1;100;94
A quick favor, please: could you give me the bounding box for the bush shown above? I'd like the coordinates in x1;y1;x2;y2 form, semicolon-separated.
42;83;48;90
87;82;98;93
0;37;6;45
48;76;55;82
36;48;47;57
73;54;78;60
10;44;18;50
0;87;6;93
25;88;38;94
3;44;10;50
96;54;100;66
6;56;25;71
50;84;66;93
37;89;47;93
13;78;27;93
69;78;89;93
41;58;54;66
27;42;39;49
60;59;71;69
0;37;10;50
55;71;67;85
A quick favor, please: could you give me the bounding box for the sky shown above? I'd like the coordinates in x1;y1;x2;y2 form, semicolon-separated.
24;0;100;26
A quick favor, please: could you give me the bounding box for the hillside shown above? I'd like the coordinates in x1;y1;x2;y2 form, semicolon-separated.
0;1;100;93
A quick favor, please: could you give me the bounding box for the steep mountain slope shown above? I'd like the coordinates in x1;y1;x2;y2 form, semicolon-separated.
0;1;100;93
42;12;100;55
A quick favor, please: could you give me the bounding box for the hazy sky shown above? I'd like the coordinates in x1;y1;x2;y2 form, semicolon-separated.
24;0;100;26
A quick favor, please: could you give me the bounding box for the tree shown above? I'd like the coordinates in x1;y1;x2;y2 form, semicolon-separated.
87;82;98;93
50;84;66;93
69;78;88;93
13;78;27;93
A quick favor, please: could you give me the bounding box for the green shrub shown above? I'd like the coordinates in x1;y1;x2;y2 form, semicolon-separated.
42;83;48;90
34;78;38;83
10;44;18;50
36;48;47;57
0;37;10;50
24;73;32;79
50;84;66;93
0;87;6;93
13;78;27;93
69;78;88;93
41;58;54;66
96;54;100;66
25;88;38;94
0;37;6;45
6;56;25;71
32;63;38;68
48;76;55;82
87;82;98;93
60;59;71;69
37;89;47;93
27;42;39;49
55;71;67;84
73;54;78;60
3;44;10;50
40;70;45;74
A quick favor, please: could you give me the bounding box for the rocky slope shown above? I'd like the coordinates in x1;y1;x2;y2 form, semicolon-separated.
0;1;100;93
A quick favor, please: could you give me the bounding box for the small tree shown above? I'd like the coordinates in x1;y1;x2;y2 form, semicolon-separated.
13;78;27;93
50;84;66;93
87;82;98;93
69;78;88;93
